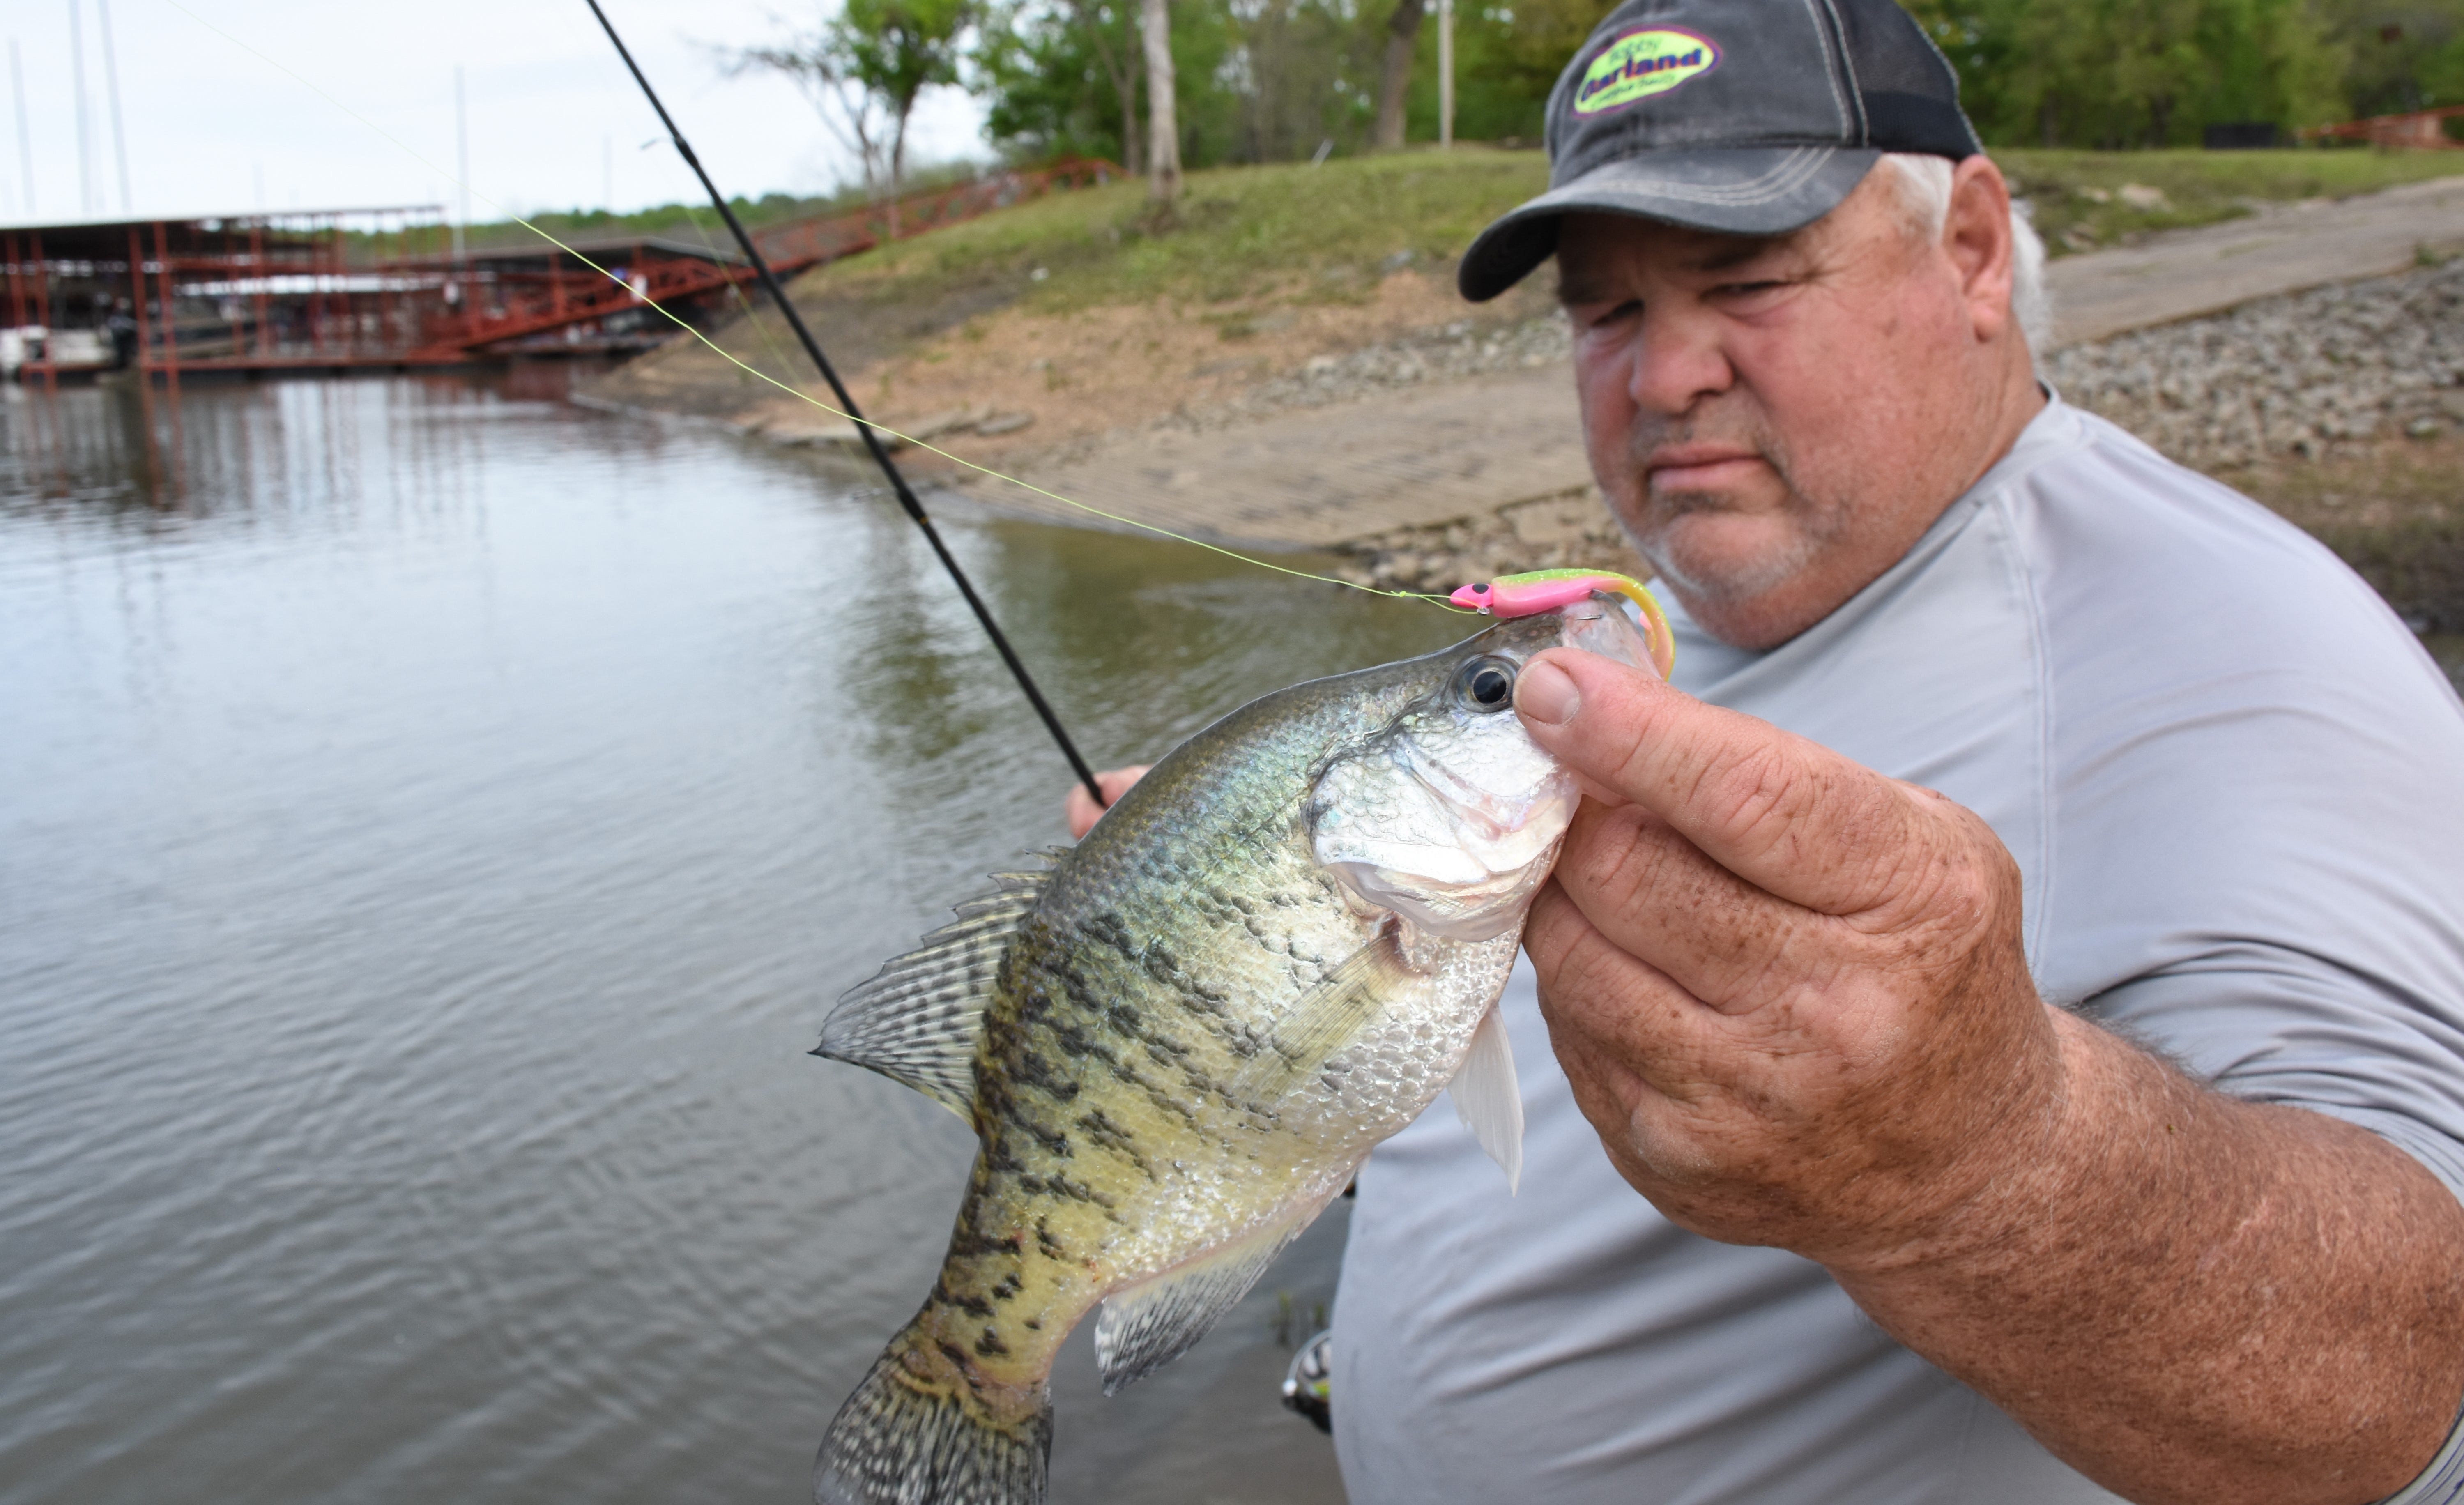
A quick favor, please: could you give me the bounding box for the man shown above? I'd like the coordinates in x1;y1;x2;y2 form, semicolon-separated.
1070;0;2464;1498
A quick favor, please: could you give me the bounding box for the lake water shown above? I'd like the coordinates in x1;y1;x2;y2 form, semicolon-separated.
0;370;1461;1504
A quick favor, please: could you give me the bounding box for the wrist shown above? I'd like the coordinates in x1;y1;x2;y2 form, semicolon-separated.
1819;1001;2095;1289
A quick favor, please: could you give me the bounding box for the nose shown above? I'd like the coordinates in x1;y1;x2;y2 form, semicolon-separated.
1627;305;1735;417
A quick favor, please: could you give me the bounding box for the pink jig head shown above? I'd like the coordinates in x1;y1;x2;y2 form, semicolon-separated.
1450;569;1677;681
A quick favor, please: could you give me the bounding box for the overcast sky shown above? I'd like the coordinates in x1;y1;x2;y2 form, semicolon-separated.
2;0;992;226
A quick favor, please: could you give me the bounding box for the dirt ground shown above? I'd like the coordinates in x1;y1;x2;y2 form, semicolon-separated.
586;260;1558;479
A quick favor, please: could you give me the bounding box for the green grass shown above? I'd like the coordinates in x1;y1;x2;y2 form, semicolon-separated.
786;143;2464;319
1997;147;2464;256
805;146;1552;314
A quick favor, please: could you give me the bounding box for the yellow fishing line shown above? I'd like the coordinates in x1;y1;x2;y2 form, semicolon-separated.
160;0;1472;613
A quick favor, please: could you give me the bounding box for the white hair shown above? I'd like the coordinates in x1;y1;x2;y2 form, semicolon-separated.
1880;152;2050;358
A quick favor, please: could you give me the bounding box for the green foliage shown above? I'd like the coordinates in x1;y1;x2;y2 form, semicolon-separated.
1909;0;2349;146
840;0;976;116
735;0;975;198
973;0;1146;166
977;0;1456;168
1403;0;1609;143
2314;0;2464;113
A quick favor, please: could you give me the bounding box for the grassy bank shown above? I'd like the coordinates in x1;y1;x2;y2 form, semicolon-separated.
1999;147;2464;253
615;143;2464;391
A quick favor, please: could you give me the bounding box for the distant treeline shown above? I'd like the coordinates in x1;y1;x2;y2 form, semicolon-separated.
1910;0;2464;146
980;0;2464;166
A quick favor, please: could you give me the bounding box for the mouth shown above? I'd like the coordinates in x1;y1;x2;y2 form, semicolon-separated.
1643;444;1767;495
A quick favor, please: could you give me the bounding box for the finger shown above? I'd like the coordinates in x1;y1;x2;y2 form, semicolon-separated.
1065;764;1151;839
1514;649;1929;917
1548;798;1831;1013
1524;878;1743;1107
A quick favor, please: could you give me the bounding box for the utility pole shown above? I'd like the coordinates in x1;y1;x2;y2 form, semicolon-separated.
1140;0;1179;203
9;40;31;218
67;0;92;214
452;65;469;260
96;0;129;213
1438;0;1454;150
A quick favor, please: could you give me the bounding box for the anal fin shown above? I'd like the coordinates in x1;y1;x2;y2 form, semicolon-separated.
815;859;1057;1119
1447;1004;1524;1192
1095;1199;1322;1395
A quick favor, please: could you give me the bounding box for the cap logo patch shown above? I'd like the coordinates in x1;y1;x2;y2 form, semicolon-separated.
1572;28;1719;115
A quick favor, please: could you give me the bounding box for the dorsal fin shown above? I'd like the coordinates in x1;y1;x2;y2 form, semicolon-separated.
814;854;1062;1118
1095;1203;1314;1395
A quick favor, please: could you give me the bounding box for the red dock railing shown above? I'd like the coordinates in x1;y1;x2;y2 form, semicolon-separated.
2298;106;2464;150
1;158;1127;382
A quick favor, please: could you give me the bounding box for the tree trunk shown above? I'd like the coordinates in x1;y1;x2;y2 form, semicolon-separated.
1374;0;1425;150
1087;13;1143;176
1141;0;1180;203
887;106;909;240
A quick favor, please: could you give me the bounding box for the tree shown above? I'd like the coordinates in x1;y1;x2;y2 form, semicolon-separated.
1375;0;1427;148
975;0;1144;171
2314;0;2464;113
1142;0;1181;200
732;0;974;237
1908;0;2346;146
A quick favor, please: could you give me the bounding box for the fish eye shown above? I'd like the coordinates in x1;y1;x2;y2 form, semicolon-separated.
1455;656;1516;713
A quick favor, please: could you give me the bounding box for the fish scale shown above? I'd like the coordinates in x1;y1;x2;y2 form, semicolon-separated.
809;594;1664;1505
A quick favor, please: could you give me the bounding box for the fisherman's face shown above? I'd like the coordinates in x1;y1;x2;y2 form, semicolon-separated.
1557;157;2031;649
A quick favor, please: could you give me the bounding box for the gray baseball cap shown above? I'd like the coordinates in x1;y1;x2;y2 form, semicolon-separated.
1459;0;1981;301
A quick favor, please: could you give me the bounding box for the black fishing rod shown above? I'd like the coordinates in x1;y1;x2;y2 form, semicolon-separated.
582;0;1109;811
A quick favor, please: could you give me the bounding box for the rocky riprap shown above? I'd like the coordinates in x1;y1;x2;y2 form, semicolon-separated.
1185;315;1574;430
2045;255;2464;467
1328;487;1647;595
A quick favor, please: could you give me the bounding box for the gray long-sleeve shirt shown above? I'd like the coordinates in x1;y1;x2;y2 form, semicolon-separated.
1332;398;2464;1504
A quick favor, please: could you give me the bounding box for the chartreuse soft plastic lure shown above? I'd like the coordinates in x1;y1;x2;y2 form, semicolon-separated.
1449;570;1676;681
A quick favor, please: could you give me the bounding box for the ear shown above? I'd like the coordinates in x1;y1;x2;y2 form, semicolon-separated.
1943;156;2016;345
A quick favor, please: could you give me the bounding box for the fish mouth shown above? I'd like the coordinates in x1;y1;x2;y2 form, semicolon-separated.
1310;722;1578;942
1306;595;1654;941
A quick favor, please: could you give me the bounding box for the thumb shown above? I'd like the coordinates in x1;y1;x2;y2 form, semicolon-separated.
1513;648;1926;916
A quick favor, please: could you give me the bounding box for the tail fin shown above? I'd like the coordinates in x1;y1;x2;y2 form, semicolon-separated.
813;1329;1052;1505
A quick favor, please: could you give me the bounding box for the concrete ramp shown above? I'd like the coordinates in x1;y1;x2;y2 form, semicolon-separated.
949;369;1596;550
2044;174;2464;347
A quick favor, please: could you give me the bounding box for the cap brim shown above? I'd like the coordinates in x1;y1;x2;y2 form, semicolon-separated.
1458;146;1881;302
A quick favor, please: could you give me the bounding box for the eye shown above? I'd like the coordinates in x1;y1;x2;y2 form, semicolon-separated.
1454;656;1517;713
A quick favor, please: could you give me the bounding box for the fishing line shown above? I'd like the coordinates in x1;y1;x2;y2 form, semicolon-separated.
159;0;1482;804
161;0;1472;616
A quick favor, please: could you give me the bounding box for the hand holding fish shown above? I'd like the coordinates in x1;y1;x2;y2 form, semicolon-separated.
1510;644;2464;1501
1508;644;2055;1268
1062;765;1149;840
812;595;1663;1505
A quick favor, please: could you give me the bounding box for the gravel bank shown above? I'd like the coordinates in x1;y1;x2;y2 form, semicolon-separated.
2045;255;2464;466
1198;314;1573;427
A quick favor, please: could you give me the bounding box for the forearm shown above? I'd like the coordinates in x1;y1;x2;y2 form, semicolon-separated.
1831;1009;2464;1505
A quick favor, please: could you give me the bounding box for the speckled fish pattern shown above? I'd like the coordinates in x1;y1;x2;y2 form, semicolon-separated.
812;608;1594;1505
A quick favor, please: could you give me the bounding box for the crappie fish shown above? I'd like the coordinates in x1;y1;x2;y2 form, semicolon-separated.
811;592;1661;1505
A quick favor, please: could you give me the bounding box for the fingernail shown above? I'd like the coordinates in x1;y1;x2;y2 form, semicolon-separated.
1516;658;1579;726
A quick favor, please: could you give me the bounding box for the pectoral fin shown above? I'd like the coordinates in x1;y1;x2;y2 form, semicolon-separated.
1447;1004;1524;1192
1229;929;1416;1104
813;857;1059;1119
